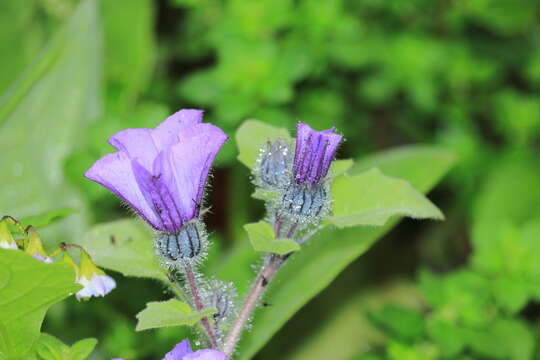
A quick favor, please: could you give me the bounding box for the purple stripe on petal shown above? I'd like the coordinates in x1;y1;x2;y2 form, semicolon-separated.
84;152;162;230
293;122;343;184
132;160;184;233
154;123;228;223
163;340;192;360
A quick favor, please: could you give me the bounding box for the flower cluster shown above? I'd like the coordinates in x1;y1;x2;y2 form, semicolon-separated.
253;122;343;238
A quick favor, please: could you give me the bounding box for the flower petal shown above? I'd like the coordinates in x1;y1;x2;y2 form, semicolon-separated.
153;109;203;150
154;124;227;222
91;274;116;296
293;122;343;184
163;339;192;360
108;109;204;171
183;349;227;360
84;152;161;230
132;160;184;232
108;129;158;171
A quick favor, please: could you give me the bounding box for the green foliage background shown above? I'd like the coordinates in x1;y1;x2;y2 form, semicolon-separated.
1;0;540;359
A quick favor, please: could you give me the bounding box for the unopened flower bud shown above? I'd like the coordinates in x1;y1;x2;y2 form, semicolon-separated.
0;217;18;250
280;182;329;224
202;279;237;330
156;221;207;263
255;138;292;189
25;226;53;263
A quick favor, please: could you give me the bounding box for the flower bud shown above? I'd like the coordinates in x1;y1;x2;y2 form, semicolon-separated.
279;182;329;224
202;279;237;331
25;226;53;263
254;138;293;189
0;217;17;250
156;221;207;263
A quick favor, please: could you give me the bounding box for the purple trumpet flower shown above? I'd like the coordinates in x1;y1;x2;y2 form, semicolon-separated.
293;122;343;184
85;110;227;259
112;339;226;360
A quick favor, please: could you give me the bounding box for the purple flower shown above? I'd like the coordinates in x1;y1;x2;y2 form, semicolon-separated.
85;109;227;234
293;122;343;184
163;340;226;360
113;340;226;360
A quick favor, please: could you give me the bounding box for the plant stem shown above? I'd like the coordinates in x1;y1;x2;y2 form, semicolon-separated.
183;263;219;349
222;254;284;357
167;272;190;303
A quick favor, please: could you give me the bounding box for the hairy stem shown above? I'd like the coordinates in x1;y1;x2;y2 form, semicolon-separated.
222;254;284;357
183;263;219;349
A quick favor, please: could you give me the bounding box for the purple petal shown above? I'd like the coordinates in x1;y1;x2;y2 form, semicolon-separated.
108;109;204;171
154;123;227;222
183;350;227;360
293;122;343;184
84;152;162;230
108;129;158;171
153;109;204;150
163;340;192;360
132;161;183;232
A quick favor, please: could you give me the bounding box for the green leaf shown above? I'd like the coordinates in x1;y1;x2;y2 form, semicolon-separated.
236;119;291;168
11;209;76;233
368;304;425;341
78;219;167;282
135;299;215;331
0;249;80;359
35;333;68;360
101;0;155;113
34;334;96;360
0;0;101;241
244;221;300;255
330;168;444;228
330;158;354;177
234;146;454;359
69;338;97;360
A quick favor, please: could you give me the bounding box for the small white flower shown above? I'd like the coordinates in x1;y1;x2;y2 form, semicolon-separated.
76;273;116;300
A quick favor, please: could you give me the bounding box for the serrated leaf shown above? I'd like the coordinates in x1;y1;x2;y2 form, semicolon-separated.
135;299;215;331
244;221;300;255
234;146;454;360
0;250;80;359
236;119;291;168
78;219;167;282
330;168;444;228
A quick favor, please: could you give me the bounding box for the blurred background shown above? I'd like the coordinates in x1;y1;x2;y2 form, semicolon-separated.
1;0;540;359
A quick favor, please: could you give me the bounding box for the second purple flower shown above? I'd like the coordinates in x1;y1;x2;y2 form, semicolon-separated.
85;109;227;262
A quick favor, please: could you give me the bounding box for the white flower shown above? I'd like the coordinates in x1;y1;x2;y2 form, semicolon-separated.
76;273;116;300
